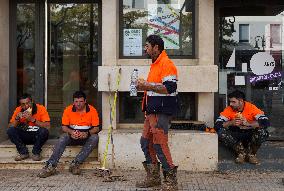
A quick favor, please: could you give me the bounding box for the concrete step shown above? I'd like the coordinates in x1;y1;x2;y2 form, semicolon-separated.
0;157;100;170
218;141;284;171
218;159;284;171
0;139;100;169
219;141;284;160
0;139;98;158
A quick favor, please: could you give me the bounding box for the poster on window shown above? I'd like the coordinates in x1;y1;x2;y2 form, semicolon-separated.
123;29;143;56
148;4;180;49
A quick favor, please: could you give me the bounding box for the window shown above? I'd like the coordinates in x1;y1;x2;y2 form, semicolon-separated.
120;0;195;58
270;24;281;44
119;92;196;123
239;24;249;42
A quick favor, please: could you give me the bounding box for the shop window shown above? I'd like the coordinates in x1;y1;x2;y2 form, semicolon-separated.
218;15;284;140
270;24;281;44
119;0;195;58
239;24;249;42
119;92;196;123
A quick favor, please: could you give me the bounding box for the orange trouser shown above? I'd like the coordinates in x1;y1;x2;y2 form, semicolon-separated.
140;114;174;171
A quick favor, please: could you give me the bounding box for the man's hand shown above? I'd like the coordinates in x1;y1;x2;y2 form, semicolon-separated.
22;111;34;122
137;78;148;91
15;112;23;121
71;130;88;139
71;130;80;139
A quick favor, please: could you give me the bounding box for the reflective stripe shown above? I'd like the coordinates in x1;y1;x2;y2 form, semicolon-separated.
149;82;163;86
162;75;177;83
147;91;177;96
70;125;91;130
216;115;229;122
255;114;268;120
26;126;39;132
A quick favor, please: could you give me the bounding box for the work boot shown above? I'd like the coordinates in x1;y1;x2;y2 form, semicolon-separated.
247;143;260;165
14;153;29;161
136;162;161;188
69;160;81;175
37;162;56;178
160;166;178;191
31;154;42;161
234;142;246;164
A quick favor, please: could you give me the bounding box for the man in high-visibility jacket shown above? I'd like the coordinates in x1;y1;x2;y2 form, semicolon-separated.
38;91;100;178
214;90;269;164
8;93;50;161
136;35;178;191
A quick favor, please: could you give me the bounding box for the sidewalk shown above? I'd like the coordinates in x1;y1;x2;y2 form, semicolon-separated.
0;169;283;191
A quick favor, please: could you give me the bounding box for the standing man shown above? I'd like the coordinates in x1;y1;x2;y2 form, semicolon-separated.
214;90;269;164
38;91;100;178
8;93;50;161
136;35;178;191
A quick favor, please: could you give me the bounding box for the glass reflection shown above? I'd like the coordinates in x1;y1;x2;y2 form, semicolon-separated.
218;12;284;139
48;3;99;137
17;4;35;97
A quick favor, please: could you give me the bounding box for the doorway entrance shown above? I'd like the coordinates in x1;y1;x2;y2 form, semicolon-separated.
216;0;284;140
11;1;101;138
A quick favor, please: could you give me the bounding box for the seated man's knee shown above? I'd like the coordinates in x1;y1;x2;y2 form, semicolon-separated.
252;128;269;144
58;133;70;143
37;128;49;137
7;127;18;137
88;134;99;144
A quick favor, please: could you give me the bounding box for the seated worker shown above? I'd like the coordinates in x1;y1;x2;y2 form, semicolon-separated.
7;93;50;161
38;90;100;178
214;90;269;164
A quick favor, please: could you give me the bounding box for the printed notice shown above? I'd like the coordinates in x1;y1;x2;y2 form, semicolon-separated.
235;76;246;86
123;29;143;56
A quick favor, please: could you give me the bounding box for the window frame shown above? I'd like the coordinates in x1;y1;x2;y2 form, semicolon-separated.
119;0;196;59
239;24;250;43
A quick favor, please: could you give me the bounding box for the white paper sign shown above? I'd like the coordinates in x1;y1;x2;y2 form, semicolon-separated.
235;76;246;86
148;4;180;49
123;29;143;56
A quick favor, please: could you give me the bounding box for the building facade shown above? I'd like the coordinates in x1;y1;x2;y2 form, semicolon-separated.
0;0;283;146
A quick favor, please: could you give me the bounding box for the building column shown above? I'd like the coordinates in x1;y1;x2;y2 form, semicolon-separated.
196;0;215;126
0;0;10;141
101;0;119;130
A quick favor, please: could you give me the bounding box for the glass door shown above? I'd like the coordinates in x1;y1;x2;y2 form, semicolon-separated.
47;2;100;137
14;2;45;104
218;13;284;140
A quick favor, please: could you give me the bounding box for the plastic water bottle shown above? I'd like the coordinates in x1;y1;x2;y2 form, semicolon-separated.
130;69;138;96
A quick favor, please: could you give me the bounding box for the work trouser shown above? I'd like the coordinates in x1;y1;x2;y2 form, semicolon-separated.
217;126;269;150
140;114;174;171
7;127;49;155
47;133;99;166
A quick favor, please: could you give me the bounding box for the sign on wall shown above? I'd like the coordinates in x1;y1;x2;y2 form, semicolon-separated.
148;4;180;49
123;29;143;56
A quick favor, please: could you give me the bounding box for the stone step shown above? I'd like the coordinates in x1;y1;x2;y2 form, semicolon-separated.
218;159;284;171
0;157;100;170
0;139;98;159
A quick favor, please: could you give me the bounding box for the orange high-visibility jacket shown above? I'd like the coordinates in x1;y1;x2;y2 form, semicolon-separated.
142;50;178;115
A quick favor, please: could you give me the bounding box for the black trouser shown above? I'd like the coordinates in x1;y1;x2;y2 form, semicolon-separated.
217;126;269;151
7;127;49;155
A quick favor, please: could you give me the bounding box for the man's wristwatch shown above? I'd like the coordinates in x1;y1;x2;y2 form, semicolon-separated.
31;118;36;123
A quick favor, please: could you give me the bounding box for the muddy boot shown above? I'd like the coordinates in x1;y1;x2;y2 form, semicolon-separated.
136;162;161;188
69;160;81;175
234;142;246;164
37;162;56;178
247;144;260;165
160;166;178;191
